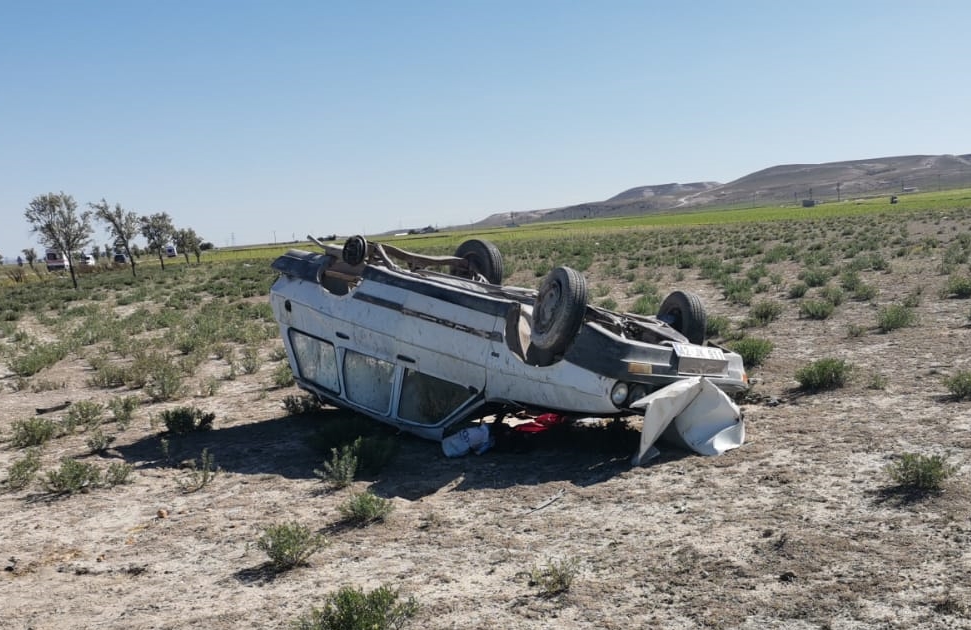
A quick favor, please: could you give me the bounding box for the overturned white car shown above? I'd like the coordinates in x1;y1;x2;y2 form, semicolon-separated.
269;236;748;443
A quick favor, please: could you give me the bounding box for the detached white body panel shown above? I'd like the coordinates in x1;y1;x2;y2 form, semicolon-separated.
631;377;744;465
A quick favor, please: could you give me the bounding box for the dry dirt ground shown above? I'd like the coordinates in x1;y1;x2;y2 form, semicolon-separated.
3;219;971;629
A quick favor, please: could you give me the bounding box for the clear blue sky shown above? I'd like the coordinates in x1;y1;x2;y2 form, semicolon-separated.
2;0;969;259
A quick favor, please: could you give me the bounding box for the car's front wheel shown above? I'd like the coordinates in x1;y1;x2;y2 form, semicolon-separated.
530;266;588;355
658;290;707;344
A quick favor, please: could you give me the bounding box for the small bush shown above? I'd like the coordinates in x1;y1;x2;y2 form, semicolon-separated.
748;300;783;326
86;429;115;454
10;417;58;448
799;299;834;320
45;458;102;494
942;275;971;299
820;285;844;306
144;360;184;401
257;521;327;571
108;395;140;428
314;440;360;489
160;406;215;435
529;557;580;597
67;400;105;430
846;324;867;338
273;361;296;388
877;304;917;333
852;283;878;301
787;283;808;299
283;394;321;415
103;462;134;486
177;448;218;493
292;585;418;630
705;314;732;339
5;448;41;490
728;337;774;369
886;453;956;493
944;371;971;400
798;267;830;288
338;490;394;526
241;346;262;374
88;362;126;388
795;358;851;391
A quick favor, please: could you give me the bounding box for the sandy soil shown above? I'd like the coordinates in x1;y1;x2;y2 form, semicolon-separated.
2;222;971;630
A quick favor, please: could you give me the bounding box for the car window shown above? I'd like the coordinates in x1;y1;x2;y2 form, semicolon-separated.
289;331;340;393
397;369;472;425
343;350;394;413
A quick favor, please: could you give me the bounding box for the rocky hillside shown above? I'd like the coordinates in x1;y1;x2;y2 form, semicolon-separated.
474;153;971;227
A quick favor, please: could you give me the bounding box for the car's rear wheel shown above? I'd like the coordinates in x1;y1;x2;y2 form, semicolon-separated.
658;290;707;344
530;266;587;355
451;239;503;284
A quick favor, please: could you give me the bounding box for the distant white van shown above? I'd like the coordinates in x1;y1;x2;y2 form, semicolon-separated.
165;245;177;257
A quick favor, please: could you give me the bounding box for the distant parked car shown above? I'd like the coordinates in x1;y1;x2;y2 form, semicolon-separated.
45;249;66;271
76;253;96;267
113;252;130;264
165;245;177;257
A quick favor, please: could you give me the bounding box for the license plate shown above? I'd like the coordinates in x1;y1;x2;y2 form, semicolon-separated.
673;343;725;361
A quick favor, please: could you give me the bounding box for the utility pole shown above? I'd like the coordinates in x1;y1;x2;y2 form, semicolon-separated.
836;181;841;202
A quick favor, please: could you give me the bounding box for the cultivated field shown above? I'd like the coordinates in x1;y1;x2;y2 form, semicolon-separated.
2;201;971;629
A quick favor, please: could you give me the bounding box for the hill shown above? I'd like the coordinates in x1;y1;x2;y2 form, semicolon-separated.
473;153;971;227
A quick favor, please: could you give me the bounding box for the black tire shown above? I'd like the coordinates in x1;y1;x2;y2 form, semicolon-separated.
658;290;707;344
530;266;588;355
452;239;503;284
341;235;368;266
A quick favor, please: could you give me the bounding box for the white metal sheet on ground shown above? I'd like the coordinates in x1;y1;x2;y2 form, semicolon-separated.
630;376;744;465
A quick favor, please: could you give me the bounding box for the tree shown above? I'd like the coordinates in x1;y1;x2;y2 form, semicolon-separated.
24;192;93;289
21;247;37;271
91;199;140;277
172;227;202;264
140;212;175;270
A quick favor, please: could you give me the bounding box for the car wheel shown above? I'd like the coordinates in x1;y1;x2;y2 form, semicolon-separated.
341;235;368;266
452;239;503;284
530;266;587;354
658;290;707;344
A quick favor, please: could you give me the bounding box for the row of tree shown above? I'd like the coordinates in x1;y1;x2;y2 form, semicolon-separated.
20;192;209;289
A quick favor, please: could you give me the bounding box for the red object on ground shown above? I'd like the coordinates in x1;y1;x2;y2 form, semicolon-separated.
512;413;568;433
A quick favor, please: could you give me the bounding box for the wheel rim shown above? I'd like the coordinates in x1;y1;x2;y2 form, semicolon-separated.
534;281;562;334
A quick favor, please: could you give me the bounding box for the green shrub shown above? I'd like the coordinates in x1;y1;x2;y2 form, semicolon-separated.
705;314;732;339
103;462;134;487
728;337;774;368
799;299;834;320
86;429;115;454
877;304;917;333
283;394;321;415
839;271;862;292
795;358;851;391
748;300;783;326
108;395;140;428
88;362;127;388
852;283;878;301
145;360;184;401
338;490;394;526
5;448;41;490
291;585;418;630
886;453;956;493
257;521;327;571
942;275;971;299
314;440;360;489
944;371;971;400
529;557;580;598
273;361;296;388
798;267;830;288
45;458;102;494
9;342;71;377
67;400;105;430
629;294;660;315
241;346;262;374
820;285;844;306
787;282;808;299
10;417;58;448
177;448;218;493
160;406;215;435
598;297;618;310
847;324;867;338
